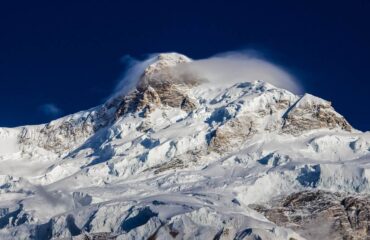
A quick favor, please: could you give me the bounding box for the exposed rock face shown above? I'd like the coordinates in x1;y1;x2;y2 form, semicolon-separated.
137;53;198;111
139;80;197;111
282;94;352;135
115;53;198;116
209;116;257;153
18;104;115;155
180;95;197;112
115;86;162;118
252;190;370;240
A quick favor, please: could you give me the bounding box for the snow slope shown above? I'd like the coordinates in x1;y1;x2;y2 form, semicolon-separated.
0;53;369;239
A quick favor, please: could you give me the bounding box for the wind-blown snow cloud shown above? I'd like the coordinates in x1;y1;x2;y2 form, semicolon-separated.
112;50;303;97
111;54;159;98
39;103;63;117
175;51;303;94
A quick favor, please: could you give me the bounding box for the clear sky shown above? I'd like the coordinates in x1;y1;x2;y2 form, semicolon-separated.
1;0;370;130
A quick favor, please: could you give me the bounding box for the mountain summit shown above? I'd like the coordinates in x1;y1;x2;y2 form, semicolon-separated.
0;53;369;239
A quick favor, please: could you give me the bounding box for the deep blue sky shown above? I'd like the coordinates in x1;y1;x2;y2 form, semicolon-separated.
1;1;370;130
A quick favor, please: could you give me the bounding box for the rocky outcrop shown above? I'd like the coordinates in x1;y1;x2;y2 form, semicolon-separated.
18;104;115;155
252;190;370;240
139;81;197;111
114;53;198;117
137;53;198;111
282;94;352;135
209;116;257;153
115;86;162;118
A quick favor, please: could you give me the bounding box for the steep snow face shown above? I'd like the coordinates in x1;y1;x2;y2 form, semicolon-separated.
0;128;20;155
0;53;369;239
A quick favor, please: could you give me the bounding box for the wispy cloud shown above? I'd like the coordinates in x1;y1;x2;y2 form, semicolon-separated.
110;54;159;98
39;103;63;117
175;51;303;94
111;50;303;98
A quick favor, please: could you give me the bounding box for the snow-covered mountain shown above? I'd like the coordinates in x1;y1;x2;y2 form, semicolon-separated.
1;53;370;239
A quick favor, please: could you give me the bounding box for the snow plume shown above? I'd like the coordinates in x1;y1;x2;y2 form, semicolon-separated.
111;54;159;97
113;50;303;96
176;51;303;94
39;103;63;117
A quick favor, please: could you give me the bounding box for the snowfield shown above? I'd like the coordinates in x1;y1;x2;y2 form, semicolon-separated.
0;53;370;239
